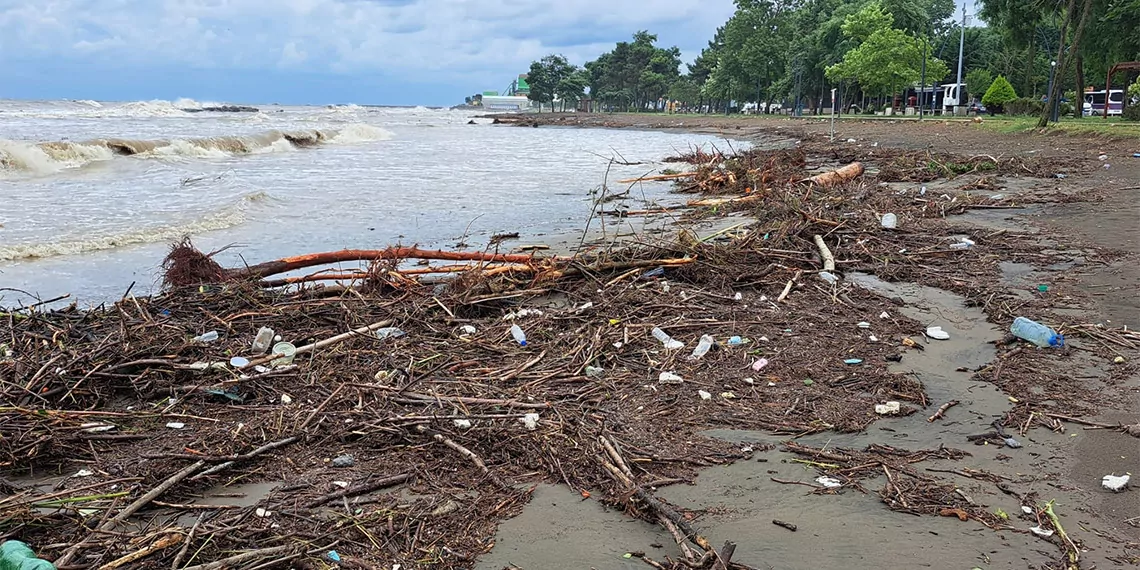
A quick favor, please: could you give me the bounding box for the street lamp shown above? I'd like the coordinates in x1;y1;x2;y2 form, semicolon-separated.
1046;60;1058;123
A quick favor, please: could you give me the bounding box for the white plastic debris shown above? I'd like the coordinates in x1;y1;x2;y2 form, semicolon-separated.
880;311;890;319
255;508;273;518
698;390;712;400
743;378;755;385
520;413;540;430
818;271;839;284
874;401;901;415
1102;474;1130;492
503;308;544;321
280;394;293;405
651;327;684;350
925;326;951;340
229;356;250;368
81;423;116;433
166;422;186;430
1021;506;1034;514
460;325;477;335
721;392;737;399
689;335;715;360
577;302;594;311
733;292;743;301
658;371;684;384
846;138;856;143
333;481;350;488
857;322;871;328
1030;526;1054;537
585;365;604;377
75;469;94;477
816;476;843;488
453;419;472;430
1098;154;1108;161
751;358;770;371
869;335;879;342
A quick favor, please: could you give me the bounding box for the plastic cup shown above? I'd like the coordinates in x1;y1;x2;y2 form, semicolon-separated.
271;342;296;366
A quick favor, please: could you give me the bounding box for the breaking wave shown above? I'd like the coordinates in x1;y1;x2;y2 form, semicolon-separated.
0;124;394;176
0;191;271;262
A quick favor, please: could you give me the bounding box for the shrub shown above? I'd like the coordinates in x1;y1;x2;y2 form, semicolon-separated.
1005;97;1044;116
1124;104;1140;122
982;75;1018;112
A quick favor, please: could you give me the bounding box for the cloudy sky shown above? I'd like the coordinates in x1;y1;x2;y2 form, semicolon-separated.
0;0;738;106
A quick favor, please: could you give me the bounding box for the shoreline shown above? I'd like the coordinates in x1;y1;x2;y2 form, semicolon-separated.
2;119;1138;569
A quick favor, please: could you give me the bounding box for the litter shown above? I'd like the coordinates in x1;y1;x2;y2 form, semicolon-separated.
192;331;219;343
331;454;355;468
816;476;843;488
658;371;684;384
688;334;715;360
698;390;712;400
520;413;540;430
751;358;769;371
459;325;477;335
453;419;472;429
1030;526;1054;537
651;327;684;350
925;326;950;340
165;422;186;429
1102;474;1130;492
875;401;901;415
374;327;406;340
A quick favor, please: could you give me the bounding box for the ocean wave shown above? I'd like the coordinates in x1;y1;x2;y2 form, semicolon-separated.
0;191;270;262
0;124;394;176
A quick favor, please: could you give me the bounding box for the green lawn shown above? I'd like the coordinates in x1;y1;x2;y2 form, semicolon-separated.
975;115;1140;138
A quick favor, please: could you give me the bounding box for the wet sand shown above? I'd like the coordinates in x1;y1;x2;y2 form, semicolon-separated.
478;113;1140;569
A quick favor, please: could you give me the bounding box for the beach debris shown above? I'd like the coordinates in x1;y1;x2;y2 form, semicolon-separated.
374;327;406;340
925;326;950;340
818;271;839;284
520;413;540;430
880;311;890;319
727;335;744;346
1003;437;1022;449
698;390;712;400
1010;317;1064;347
255;507;273;518
1030;526;1055;538
743;378;755;385
751;358;770;371
509;324;528;346
1102;474;1130;492
658;372;684;384
804;162;864;186
503;308;543;321
280;394;293;404
816;476;843;488
1114;356;1126;364
331;454;355;468
165;422;186;430
857;322;871;328
585;365;604;377
720;391;737;399
803;379;814;386
271;342;297;366
772;519;798;532
688;335;714;360
881;213;898;228
459;325;477;335
229;356;250;368
453;419;472;430
939;508;968;521
192;331;219;343
844;358;863;365
651;327;684;350
327;551;342;563
252;327;275;353
875;401;901;415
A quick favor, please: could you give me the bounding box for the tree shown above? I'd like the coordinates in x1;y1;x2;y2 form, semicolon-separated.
555;69;589;111
583;31;682;112
825;3;949;98
982;75;1018;111
527;54;575;112
965;69;993;102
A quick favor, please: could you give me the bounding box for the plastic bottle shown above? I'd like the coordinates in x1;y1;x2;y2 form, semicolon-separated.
727;336;743;346
651;327;683;350
1009;317;1064;348
192;331;219;343
510;324;527;346
0;540;56;570
881;213;898;228
688;335;714;360
374;327;406;340
252;327;274;354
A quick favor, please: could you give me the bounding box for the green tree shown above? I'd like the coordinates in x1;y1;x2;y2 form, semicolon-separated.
556;69;589;111
584;31;682;111
981;75;1018;111
965;69;993;102
527;54;575;112
825;3;949;98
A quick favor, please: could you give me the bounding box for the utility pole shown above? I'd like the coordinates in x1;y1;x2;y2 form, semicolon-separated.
955;4;966;113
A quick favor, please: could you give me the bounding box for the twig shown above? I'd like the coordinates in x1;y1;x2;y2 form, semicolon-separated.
178;545;296;570
98;533;183;570
777;270;803;303
102;460;206;530
303;473;413;508
189;436;300;481
416;424;506;488
772;519;797;532
813;235;835;272
927;400;959;422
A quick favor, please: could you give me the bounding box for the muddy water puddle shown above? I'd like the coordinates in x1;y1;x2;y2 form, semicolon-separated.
480;276;1129;569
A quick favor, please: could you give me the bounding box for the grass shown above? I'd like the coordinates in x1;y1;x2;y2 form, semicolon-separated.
975;115;1140;138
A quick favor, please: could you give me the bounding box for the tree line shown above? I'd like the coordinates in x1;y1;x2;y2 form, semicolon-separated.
523;0;1140;125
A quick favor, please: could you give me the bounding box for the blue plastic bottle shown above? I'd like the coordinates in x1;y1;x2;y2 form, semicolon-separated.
1010;317;1064;348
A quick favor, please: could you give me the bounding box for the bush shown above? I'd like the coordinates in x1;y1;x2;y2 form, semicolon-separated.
1005;97;1044;116
1124;104;1140;122
982;75;1018;111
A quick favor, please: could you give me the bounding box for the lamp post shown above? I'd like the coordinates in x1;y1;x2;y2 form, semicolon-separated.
1046;60;1058;122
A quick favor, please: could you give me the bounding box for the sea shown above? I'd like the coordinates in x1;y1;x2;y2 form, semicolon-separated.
0;99;737;307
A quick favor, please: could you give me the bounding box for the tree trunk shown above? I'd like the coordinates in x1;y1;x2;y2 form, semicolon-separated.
1024;36;1036;97
1039;0;1093;127
1073;53;1084;118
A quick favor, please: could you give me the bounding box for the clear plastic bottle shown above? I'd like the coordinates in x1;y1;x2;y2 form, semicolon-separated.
510;324;528;346
689;335;714;360
374;327;406;340
1010;317;1064;347
651;327;683;349
252;327;275;353
193;331;219;343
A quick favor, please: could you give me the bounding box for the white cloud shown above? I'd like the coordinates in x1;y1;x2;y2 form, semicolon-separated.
0;0;735;80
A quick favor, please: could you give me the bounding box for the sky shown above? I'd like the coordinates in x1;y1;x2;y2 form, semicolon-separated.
0;0;739;106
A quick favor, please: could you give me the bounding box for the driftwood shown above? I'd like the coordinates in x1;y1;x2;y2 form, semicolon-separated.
617;172;698;184
804;162;864;187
